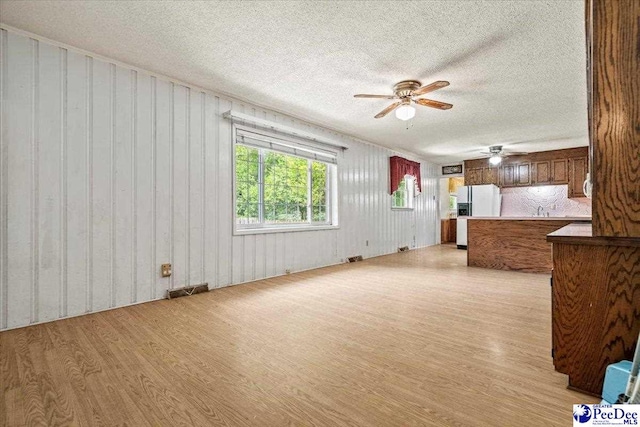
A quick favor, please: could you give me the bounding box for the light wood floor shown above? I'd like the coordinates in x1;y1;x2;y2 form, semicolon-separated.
1;244;596;426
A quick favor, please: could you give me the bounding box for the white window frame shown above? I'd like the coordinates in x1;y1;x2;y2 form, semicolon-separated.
232;124;339;235
392;175;416;211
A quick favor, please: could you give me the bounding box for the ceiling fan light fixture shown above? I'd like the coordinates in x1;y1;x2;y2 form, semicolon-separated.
395;104;416;121
489;154;502;165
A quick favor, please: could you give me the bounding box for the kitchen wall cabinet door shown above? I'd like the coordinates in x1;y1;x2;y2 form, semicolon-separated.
501;164;516;187
568;157;587;198
533;160;568;185
551;159;569;184
516;163;531;186
533;161;552;184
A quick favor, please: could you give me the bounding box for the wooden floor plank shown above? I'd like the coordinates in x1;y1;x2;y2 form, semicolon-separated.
0;245;597;426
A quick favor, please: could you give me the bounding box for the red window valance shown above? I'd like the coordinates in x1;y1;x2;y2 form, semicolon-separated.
390;156;422;195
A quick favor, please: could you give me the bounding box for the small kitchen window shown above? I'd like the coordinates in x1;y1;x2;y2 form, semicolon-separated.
392;175;416;210
389;155;421;210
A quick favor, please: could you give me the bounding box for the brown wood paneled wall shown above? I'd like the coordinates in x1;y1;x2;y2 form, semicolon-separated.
551;242;640;395
590;0;640;237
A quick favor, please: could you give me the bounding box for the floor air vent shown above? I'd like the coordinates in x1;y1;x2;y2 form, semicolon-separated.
167;283;209;299
398;246;409;252
347;255;363;263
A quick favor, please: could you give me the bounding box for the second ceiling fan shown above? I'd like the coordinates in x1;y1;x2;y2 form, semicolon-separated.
354;80;453;120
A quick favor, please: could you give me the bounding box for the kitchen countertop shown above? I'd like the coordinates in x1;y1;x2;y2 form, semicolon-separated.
460;216;592;221
547;223;640;247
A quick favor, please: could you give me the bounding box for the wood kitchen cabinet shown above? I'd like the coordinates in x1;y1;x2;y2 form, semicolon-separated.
532;159;569;185
463;167;498;186
516;163;530;186
548;224;640;396
499;162;530;187
532;161;552;184
440;219;457;243
464;147;588;191
482;167;499;185
552;159;569;183
568;157;587;198
464;168;483;186
500;164;516;187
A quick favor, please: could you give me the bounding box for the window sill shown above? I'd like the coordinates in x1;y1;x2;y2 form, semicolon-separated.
234;224;340;235
391;207;414;211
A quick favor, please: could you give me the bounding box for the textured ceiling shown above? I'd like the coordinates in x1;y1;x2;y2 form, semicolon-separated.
0;0;589;164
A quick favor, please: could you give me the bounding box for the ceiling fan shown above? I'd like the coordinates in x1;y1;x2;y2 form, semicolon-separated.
354;80;452;120
478;145;529;165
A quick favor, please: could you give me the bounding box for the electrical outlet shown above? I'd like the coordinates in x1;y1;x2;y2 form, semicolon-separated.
161;263;172;277
285;269;291;275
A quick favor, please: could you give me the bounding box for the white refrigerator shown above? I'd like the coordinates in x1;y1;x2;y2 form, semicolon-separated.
456;184;501;249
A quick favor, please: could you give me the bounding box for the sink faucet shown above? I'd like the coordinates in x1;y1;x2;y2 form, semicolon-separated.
537;206;544;216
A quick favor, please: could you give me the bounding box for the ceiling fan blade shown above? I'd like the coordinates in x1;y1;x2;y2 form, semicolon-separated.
414;98;453;110
374;101;402;119
412;80;449;96
504;151;529;156
354;94;398;99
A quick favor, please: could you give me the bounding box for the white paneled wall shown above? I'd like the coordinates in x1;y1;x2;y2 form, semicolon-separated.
0;28;439;330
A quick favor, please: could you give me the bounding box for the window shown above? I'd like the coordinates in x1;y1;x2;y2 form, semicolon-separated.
234;127;337;233
392;175;416;209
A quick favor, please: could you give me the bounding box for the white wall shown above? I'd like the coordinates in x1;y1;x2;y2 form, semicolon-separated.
439;178;451;219
0;28;439;331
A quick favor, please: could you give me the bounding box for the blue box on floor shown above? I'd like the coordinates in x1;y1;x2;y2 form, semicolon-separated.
602;360;632;404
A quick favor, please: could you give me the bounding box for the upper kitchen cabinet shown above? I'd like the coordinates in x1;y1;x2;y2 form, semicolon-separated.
463;164;499;186
483;167;499;186
532;161;552;184
532;159;569;185
516;163;531;186
568;156;588;198
464;167;483;186
500;164;516;187
464;147;588;191
552;159;569;183
498;161;530;187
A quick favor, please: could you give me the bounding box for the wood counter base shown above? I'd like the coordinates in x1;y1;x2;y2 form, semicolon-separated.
467;219;578;273
548;224;640;396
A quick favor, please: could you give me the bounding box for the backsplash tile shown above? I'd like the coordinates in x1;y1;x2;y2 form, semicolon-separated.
500;185;591;217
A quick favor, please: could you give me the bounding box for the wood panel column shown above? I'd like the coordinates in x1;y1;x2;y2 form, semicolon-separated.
589;0;640;237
